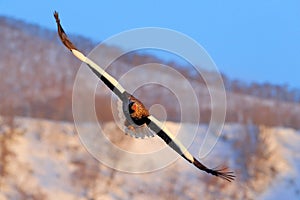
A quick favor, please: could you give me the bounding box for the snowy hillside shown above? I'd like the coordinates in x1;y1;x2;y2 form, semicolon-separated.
1;15;300;128
1;116;299;200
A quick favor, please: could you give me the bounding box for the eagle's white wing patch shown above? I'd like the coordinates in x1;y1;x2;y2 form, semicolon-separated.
117;100;155;139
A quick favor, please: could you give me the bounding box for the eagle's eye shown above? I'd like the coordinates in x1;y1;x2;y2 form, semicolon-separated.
128;102;136;113
131;103;137;111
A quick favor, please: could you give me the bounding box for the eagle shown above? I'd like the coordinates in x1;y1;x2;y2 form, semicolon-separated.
54;11;235;182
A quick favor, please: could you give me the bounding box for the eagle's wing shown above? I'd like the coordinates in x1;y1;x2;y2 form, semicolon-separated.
146;115;235;182
55;11;154;139
54;11;126;100
54;11;235;182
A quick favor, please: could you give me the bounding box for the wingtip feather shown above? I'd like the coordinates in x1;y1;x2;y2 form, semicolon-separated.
193;159;235;182
53;11;78;51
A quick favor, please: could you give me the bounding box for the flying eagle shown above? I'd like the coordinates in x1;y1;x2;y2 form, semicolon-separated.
54;11;235;182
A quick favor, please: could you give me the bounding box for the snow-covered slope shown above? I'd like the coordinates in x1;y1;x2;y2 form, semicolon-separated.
1;15;300;128
1;116;299;200
260;127;300;199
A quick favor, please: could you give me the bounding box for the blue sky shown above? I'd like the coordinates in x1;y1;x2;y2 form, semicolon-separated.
1;1;299;88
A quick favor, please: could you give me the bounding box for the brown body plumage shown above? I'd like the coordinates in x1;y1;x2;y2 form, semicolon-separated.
128;95;149;120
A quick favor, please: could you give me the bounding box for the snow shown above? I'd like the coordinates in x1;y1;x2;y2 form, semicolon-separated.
260;128;300;200
1;116;300;199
